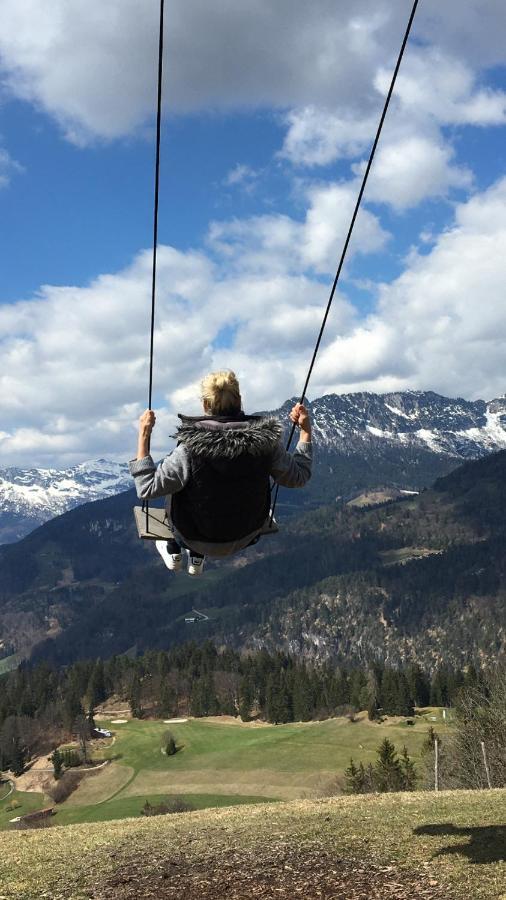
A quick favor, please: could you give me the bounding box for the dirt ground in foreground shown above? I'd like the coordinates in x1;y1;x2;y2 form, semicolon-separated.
92;845;453;900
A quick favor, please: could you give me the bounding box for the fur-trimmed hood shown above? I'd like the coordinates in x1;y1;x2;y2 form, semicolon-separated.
175;414;283;459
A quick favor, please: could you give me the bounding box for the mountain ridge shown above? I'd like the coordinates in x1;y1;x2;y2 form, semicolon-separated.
0;458;131;543
2;390;505;544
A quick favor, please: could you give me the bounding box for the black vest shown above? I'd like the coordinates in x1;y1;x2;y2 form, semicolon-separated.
171;414;283;543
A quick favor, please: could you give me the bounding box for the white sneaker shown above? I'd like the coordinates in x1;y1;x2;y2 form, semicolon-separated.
188;555;205;577
156;540;183;572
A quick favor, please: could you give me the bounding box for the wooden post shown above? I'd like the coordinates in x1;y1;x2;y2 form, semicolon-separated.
434;738;439;792
481;741;492;789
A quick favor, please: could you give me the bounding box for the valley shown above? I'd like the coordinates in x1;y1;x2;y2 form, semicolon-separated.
0;445;504;669
0;709;451;830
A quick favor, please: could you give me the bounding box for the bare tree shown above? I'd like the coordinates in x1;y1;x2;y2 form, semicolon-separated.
73;714;92;764
452;668;506;789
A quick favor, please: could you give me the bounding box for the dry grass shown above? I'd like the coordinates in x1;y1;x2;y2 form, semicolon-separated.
0;789;503;900
61;764;135;807
120;766;337;800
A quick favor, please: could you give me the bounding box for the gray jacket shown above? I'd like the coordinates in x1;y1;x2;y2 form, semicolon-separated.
129;432;312;558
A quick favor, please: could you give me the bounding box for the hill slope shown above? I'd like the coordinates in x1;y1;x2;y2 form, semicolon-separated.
0;790;504;899
0;450;505;668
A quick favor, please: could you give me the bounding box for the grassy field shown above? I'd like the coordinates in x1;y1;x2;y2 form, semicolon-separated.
0;789;504;899
1;712;452;830
0;654;19;675
0;789;47;829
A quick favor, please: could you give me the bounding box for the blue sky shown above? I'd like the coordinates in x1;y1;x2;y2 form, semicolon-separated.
0;0;505;466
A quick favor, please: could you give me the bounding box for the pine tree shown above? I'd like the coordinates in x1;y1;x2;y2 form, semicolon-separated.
0;716;27;775
86;659;106;716
292;667;313;721
349;670;367;710
396;673;414;717
265;673;291;724
406;663;430;707
344;759;361;793
159;681;176;718
430;668;448;707
399;745;417;790
374;738;404;792
63;690;84;732
380;669;399;716
74;714;91;763
129;673;143;719
10;738;26;777
367;699;381;721
50;749;64;780
422;725;439;755
360;669;380;720
190;675;219;717
238;677;254;722
165;734;177;756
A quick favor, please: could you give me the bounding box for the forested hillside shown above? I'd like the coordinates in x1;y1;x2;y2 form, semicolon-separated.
0;449;504;669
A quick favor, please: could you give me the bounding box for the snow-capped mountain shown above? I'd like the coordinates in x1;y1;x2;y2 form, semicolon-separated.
0;459;132;544
1;391;505;545
274;390;506;458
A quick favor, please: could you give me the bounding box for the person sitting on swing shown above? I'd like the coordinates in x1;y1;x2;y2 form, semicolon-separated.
129;370;312;576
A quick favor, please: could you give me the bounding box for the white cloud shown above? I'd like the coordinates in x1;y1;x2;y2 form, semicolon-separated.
1;1;504;144
313;177;506;400
0;146;23;187
208;181;389;275
300;182;389;269
375;48;506;128
280;41;504;209
2;178;506;467
0;0;394;143
0;201;359;465
280;107;377;167
223;164;261;191
1;2;506;465
353;135;473;210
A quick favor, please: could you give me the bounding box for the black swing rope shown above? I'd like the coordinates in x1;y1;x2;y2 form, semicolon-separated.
269;0;420;525
143;0;420;533
143;0;165;532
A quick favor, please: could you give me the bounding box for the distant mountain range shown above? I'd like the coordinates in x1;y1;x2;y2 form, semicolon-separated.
1;391;505;545
272;390;506;457
0;459;131;543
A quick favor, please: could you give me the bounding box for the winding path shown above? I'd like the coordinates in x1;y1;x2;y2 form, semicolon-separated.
0;778;14;801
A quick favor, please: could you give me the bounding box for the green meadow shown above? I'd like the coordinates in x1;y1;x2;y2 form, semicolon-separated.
1;711;450;829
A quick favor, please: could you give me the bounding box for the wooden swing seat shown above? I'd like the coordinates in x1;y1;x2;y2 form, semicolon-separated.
133;505;279;541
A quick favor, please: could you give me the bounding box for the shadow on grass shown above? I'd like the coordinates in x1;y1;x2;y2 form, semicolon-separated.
414;823;506;865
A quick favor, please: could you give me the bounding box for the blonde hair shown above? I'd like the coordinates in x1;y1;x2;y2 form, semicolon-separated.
201;370;242;415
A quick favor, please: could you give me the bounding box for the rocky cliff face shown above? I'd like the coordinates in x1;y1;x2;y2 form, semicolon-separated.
272;390;506;457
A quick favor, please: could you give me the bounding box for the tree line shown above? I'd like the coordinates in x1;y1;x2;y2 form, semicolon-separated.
345;668;506;793
0;640;484;775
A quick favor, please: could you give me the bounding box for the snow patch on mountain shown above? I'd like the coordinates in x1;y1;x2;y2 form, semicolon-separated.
289;391;506;459
0;458;132;543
